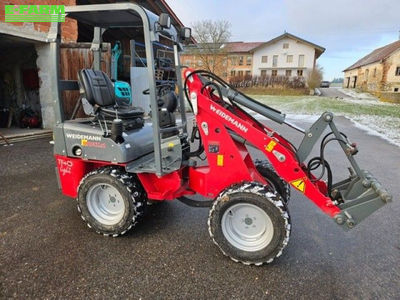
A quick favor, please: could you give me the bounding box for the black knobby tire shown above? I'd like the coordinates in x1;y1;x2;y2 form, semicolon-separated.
77;167;146;237
208;182;291;266
255;159;290;203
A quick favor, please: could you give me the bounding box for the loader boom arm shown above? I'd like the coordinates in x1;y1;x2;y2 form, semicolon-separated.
184;69;392;230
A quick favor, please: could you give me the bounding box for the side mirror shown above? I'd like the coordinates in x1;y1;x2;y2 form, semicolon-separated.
180;27;192;42
159;13;171;29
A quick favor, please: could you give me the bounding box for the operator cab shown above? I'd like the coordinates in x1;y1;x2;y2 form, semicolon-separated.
54;3;191;173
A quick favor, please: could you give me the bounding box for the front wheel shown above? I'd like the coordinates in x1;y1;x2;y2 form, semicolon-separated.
208;182;291;265
77;167;146;237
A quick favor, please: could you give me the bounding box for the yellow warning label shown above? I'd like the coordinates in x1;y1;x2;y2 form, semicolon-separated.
290;178;306;193
217;154;224;166
265;140;277;152
81;139;88;146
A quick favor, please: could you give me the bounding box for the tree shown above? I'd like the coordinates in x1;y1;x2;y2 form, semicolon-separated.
307;65;324;90
190;20;231;74
332;78;344;83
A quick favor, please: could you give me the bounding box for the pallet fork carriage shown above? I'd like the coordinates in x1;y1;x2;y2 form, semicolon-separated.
53;3;392;265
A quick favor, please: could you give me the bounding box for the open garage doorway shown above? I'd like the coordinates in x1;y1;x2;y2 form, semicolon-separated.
0;34;51;144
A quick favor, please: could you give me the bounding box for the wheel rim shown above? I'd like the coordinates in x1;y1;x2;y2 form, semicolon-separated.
221;203;274;252
86;183;125;225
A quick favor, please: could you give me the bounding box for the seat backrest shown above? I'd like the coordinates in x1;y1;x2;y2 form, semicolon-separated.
78;69;115;107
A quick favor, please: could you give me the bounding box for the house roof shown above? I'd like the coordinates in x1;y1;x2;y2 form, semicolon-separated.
183;32;325;57
343;40;400;72
224;42;264;53
252;32;325;58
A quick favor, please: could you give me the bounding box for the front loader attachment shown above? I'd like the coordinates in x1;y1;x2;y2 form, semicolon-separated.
295;112;392;230
183;69;392;231
331;170;392;230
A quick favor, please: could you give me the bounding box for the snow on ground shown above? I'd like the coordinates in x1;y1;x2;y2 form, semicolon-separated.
252;92;400;147
349;115;400;147
338;87;378;100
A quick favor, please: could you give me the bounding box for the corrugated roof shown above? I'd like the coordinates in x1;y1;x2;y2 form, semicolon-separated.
224;42;264;53
344;40;400;71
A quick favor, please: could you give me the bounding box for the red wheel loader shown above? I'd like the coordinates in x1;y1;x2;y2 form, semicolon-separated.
52;4;392;265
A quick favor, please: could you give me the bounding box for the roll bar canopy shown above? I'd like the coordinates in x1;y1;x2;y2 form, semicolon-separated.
65;3;178;42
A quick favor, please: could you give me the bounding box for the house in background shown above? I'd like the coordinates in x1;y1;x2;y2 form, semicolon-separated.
181;32;325;81
251;33;325;78
343;40;400;92
225;42;263;79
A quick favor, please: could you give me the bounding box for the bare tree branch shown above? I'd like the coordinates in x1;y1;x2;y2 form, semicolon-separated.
190;20;231;74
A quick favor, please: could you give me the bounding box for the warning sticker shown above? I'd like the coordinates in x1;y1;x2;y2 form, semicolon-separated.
217;154;224;166
265;140;277;152
290;178;306;193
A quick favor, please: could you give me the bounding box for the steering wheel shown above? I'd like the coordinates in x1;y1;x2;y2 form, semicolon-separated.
142;83;174;95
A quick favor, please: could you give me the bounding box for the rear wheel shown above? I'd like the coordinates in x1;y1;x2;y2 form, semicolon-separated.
255;159;290;203
208;182;291;265
77;167;146;237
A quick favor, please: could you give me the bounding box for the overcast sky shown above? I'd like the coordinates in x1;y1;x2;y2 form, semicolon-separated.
166;0;399;80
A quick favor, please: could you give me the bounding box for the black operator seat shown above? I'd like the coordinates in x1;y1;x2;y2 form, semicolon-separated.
78;69;144;121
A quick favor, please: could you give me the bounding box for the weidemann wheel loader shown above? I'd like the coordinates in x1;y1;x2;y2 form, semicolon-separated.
51;3;392;265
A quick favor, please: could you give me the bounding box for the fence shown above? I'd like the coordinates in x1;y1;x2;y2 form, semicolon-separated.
229;75;306;89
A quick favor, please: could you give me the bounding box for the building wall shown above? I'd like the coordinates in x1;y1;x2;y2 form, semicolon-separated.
343;68;360;88
252;37;316;77
344;49;400;92
354;62;383;91
383;49;400;92
227;53;253;79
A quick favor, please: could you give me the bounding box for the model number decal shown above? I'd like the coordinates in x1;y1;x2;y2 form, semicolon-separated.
57;159;73;176
81;139;106;149
210;104;248;133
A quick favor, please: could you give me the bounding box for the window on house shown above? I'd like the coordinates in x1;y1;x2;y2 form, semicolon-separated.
298;55;305;67
197;60;203;66
287;55;293;63
373;68;377;77
261;56;268;63
185;60;191;66
230;70;236;77
239;56;244;66
396;67;400;76
246;56;252;66
273;55;278;67
238;70;244;77
285;70;292;77
365;69;369;80
245;70;251;76
222;58;227;66
271;70;278;77
209;59;214;66
260;70;267;77
231;56;237;66
297;70;303;77
283;43;289;49
222;72;228;78
394;87;399;92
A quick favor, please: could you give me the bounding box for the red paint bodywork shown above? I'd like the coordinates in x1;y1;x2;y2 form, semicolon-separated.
55;68;341;218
